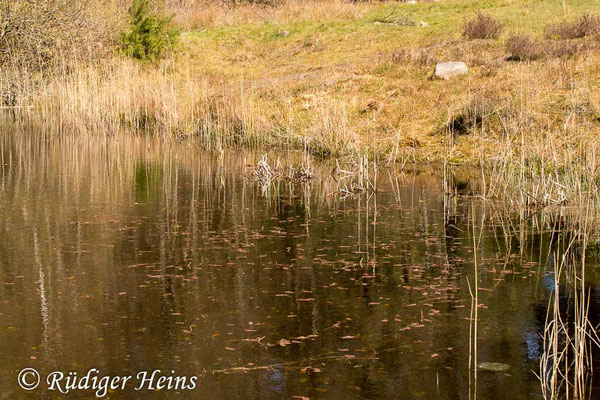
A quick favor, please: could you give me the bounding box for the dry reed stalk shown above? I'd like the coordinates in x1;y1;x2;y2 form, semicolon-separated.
537;210;600;400
466;203;481;399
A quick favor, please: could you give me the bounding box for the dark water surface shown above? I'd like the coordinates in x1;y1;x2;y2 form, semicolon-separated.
0;130;598;399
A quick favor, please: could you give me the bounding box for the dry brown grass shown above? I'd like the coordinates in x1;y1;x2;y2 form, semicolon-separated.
390;48;438;66
505;31;594;62
545;13;600;39
4;56;360;157
169;0;370;29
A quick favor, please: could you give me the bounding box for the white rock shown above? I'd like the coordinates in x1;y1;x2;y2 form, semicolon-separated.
434;62;468;80
419;21;428;27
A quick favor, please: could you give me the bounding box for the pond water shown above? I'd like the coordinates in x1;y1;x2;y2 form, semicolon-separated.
0;128;599;399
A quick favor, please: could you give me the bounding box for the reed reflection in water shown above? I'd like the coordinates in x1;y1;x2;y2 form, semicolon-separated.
0;128;598;399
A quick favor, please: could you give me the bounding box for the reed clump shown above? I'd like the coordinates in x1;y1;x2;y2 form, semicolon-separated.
245;154;314;185
538;232;600;400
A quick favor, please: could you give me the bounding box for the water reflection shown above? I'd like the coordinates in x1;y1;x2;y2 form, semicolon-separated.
0;128;598;399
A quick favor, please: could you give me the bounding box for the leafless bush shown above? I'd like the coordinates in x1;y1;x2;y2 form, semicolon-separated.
545;14;600;39
0;0;123;69
506;34;544;61
548;40;580;58
506;33;586;62
463;12;503;39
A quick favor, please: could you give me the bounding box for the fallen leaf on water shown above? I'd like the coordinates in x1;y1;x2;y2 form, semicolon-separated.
478;362;510;372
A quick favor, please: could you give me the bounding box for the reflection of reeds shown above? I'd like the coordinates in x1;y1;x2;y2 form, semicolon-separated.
3;124;600;398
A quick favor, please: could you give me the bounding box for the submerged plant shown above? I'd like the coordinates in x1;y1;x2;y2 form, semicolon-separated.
120;0;180;61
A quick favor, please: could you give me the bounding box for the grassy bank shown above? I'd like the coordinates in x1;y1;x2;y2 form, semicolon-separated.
3;0;600;170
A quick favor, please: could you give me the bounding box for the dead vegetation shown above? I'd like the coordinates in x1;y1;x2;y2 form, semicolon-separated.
168;0;370;29
503;14;600;62
333;157;377;198
390;48;438;66
545;13;600;39
505;33;595;62
505;34;545;61
0;0;121;69
463;12;503;40
246;154;314;185
445;88;510;136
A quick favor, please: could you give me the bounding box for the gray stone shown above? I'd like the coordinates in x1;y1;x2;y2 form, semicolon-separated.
434;62;468;80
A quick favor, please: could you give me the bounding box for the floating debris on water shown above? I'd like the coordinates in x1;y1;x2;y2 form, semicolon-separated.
478;362;510;372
